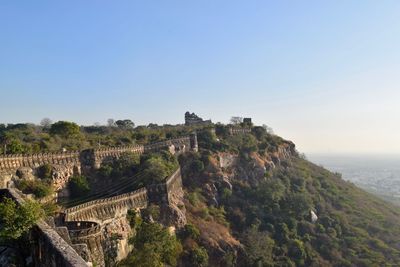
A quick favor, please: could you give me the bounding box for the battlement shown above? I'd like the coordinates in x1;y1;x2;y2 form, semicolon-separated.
63;187;148;223
65;221;102;243
0;151;80;170
229;127;252;135
0;135;195;174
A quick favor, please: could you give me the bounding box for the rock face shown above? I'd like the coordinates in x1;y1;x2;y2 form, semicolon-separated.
180;142;296;266
103;216;133;264
218;153;238;169
52;164;80;191
160;176;187;228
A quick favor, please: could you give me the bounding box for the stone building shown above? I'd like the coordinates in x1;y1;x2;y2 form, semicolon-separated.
184;111;212;126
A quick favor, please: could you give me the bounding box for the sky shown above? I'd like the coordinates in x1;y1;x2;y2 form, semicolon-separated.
1;1;400;154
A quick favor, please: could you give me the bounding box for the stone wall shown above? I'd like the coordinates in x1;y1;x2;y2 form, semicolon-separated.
229;127;252;135
63;188;148;224
0;136;193;174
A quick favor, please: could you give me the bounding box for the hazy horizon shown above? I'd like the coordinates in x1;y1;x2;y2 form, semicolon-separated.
1;1;400;154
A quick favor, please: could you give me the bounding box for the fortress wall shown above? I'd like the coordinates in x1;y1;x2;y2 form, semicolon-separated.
64;221;104;266
165;168;183;204
61;167;183;266
0;151;80;171
0;135;195;174
0;188;88;267
64;167;183;223
229;127;252;135
64;188;148;223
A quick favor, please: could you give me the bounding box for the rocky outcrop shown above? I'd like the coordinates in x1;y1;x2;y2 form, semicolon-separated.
16;167;35;180
52;164;80;191
103;216;133;265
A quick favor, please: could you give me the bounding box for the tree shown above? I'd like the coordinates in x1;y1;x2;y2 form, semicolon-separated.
188;247;209;267
40;118;53;129
122;222;182;267
230;116;243;125
49;121;80;138
115;119;135;129
262;124;274;134
107;118;116;127
0;197;44;240
0;132;12;155
69;175;90;197
242;224;275;266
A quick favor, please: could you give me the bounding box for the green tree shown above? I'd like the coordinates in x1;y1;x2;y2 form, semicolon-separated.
0;198;44;240
38;163;53;179
16;180;54;199
122;222;182;267
50;121;80;138
7;139;25;154
188;247;209;267
115;119;135;129
242;224;275;266
69;175;90;197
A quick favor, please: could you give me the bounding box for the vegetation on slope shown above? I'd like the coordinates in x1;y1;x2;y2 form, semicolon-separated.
178;128;400;266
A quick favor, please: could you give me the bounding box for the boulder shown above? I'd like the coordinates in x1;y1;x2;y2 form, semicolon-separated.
16;167;34;180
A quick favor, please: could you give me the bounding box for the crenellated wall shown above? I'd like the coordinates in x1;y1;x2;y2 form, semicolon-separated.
63;188;148;224
0;151;80;171
0;135;197;193
229;127;252;135
0;136;193;173
61;167;185;266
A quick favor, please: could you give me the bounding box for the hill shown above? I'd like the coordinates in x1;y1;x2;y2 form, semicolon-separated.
177;126;400;266
1;121;400;266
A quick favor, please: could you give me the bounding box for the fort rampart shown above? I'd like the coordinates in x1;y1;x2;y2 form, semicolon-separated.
0;136;193;173
63;187;148;224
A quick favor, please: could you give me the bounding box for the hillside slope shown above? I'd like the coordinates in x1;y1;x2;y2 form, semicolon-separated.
178;128;400;267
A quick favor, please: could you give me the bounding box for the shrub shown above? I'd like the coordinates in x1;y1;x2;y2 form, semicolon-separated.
16;180;53;199
182;224;200;240
38;164;53;179
0;197;44;240
123;222;182;267
69;175;90;197
188;247;209;267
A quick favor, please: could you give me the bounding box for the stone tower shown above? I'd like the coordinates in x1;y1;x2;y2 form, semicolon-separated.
190;132;198;152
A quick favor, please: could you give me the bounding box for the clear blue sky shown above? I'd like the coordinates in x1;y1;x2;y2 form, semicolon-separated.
1;1;400;154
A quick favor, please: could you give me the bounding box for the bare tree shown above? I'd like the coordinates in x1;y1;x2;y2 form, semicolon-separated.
230;116;243;125
107;118;116;127
40;118;53;129
262;124;274;134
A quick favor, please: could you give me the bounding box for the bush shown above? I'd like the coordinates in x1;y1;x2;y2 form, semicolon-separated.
0;197;44;240
140;151;179;184
121;222;182;267
188;247;209;267
182;224;200;240
38;164;53;179
16;180;53;199
69;175;90;197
